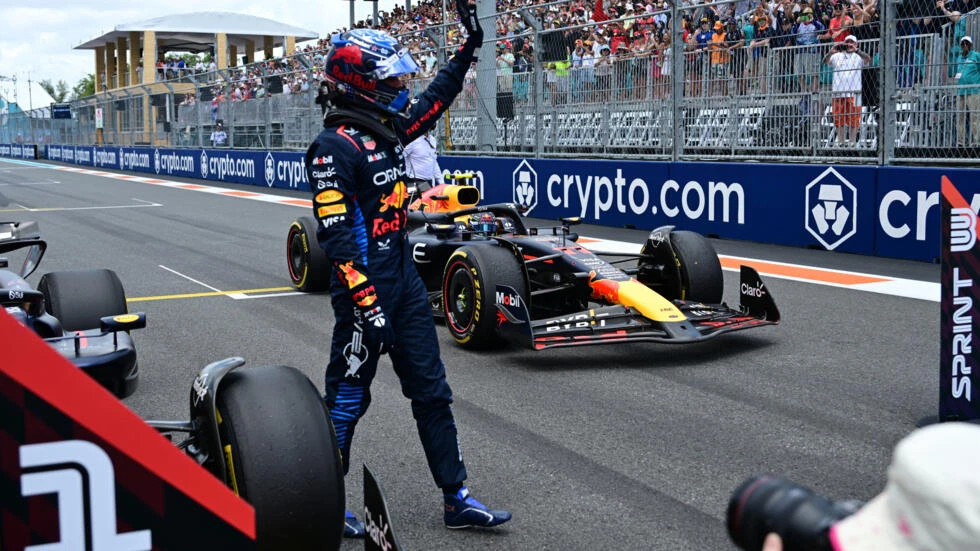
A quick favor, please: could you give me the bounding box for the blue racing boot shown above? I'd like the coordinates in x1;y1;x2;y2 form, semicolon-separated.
443;487;512;529
344;510;366;538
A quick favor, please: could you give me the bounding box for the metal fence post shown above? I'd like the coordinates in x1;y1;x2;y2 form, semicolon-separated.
881;0;898;165
671;0;682;162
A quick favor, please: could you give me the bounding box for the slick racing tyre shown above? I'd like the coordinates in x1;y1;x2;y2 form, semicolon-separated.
216;365;345;551
671;230;724;304
442;244;527;349
287;216;330;292
38;268;128;332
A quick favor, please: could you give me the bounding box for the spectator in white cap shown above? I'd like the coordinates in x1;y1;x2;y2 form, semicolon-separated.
952;35;980;146
762;422;980;551
823;34;871;147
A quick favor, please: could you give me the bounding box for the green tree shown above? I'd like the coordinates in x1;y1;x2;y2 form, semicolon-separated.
71;74;95;101
39;79;71;102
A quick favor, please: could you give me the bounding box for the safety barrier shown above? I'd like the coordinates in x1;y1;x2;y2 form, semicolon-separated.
0;144;37;160
36;144;975;263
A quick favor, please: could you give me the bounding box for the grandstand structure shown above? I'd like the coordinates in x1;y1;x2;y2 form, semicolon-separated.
60;12;316;147
3;0;979;165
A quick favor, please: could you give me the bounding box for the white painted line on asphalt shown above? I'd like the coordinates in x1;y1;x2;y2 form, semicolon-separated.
159;265;223;293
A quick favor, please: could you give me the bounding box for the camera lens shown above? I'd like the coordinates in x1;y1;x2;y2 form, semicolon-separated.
727;475;860;551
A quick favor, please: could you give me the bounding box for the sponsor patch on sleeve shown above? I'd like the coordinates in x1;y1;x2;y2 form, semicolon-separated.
317;204;347;218
315;189;345;204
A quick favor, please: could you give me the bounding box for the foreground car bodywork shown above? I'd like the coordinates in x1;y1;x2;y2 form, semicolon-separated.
0;221;145;397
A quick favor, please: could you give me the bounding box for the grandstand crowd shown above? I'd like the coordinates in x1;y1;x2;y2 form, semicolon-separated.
162;0;974;101
156;0;980;149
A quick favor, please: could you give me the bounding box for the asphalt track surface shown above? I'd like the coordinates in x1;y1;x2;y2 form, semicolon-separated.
0;159;940;550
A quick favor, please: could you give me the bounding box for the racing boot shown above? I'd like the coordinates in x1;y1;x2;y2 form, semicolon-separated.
344;510;366;538
443;487;512;529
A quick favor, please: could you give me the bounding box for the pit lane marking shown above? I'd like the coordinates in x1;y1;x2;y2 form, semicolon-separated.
155;265;302;301
9;160;938;302
0;200;162;213
126;287;300;303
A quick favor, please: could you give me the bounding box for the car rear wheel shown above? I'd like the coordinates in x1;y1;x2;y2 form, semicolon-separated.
442;244;526;349
287;216;330;292
38;268;128;332
671;230;724;304
216;365;345;551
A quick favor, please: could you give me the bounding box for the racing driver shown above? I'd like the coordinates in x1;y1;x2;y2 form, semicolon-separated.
304;0;512;538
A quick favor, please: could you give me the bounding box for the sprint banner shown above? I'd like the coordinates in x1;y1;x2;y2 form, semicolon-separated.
940;175;979;421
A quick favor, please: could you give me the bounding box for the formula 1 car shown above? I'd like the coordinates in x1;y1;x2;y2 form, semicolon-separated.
0;220;145;397
286;183;779;351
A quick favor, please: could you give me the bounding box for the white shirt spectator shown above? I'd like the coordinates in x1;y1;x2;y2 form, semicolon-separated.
828;51;866;99
404;132;442;185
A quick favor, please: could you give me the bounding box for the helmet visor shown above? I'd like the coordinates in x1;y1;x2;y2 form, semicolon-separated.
372;48;421;80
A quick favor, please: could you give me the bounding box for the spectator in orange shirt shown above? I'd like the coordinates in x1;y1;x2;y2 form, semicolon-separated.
709;21;731;95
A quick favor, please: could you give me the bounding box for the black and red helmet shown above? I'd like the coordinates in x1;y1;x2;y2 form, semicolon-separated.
323;29;420;117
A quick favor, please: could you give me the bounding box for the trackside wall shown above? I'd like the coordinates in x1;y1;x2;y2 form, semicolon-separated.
0;144;37;159
34;144;979;263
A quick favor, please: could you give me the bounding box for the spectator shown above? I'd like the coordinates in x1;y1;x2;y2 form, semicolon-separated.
595;44;615;100
404;130;442;191
952;35;980;146
694;17;714;96
709;20;731;95
823;34;871;146
749;16;774;94
629;34;649;100
209;123;227;147
794;8;826;93
820;1;853;44
725;18;747;95
770;14;797;92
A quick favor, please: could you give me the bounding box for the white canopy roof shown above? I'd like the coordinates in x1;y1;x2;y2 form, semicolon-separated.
75;12;319;53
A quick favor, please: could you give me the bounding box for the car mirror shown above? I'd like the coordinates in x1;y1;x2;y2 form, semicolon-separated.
20;243;45;278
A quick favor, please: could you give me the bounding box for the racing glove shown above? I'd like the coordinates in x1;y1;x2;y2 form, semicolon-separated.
356;296;397;355
337;261;397;354
455;0;484;59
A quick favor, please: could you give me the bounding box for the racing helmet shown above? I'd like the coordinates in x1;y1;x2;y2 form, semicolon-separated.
469;212;498;236
323;29;420;117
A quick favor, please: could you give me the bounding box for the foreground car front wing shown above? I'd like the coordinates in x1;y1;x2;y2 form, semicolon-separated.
496;266;780;351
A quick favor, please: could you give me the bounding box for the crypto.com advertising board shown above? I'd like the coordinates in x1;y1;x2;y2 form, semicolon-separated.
35;145;980;263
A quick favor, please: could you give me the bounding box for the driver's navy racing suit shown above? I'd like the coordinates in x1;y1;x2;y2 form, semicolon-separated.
305;40;478;490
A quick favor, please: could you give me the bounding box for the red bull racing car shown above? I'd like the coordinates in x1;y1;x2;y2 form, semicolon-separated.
286;183;779;350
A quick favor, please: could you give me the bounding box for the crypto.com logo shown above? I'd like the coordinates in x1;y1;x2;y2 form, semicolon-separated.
200;150;210;179
805;167;857;250
512;159;537;214
20;440;152;550
264;152;275;187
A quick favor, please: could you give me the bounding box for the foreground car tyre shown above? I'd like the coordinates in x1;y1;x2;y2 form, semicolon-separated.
216;365;345;551
671;230;724;304
38;268;128;332
287;216;330;292
442;245;527;349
